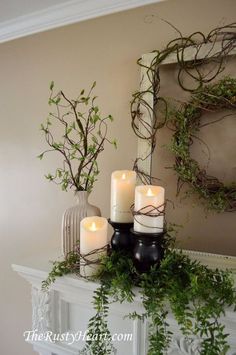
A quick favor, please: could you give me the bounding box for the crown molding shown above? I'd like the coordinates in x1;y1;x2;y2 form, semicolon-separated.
0;0;163;43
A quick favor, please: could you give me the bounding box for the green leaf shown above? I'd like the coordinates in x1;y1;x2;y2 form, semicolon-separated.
50;81;54;90
37;153;44;160
91;114;100;124
52;143;60;149
57;170;62;178
112;139;118;149
66;127;72;135
92;136;98;144
45;174;53;181
46;118;52;125
72;122;77;130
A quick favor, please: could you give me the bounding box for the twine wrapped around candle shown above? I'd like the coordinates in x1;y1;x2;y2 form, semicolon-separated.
61;245;110;279
132;203;166;217
78;244;110;278
131;203;166;230
133;185;165;233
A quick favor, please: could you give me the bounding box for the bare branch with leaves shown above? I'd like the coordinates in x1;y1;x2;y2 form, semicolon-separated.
39;81;117;192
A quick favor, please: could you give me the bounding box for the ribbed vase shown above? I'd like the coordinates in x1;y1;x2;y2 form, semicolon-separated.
62;191;101;255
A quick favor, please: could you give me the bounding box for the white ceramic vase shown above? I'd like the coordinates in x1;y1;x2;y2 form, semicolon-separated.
62;191;101;255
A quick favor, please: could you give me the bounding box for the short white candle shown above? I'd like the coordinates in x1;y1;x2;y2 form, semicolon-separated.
110;170;136;223
80;216;108;276
134;185;165;234
80;216;108;254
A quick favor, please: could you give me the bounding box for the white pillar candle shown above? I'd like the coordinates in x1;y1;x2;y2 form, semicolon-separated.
80;216;108;276
110;170;136;223
134;185;165;234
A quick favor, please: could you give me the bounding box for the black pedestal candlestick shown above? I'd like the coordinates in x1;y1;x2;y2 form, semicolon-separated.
108;219;134;251
131;229;165;273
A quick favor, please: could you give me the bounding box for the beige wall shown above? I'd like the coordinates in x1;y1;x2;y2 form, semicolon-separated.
0;0;236;354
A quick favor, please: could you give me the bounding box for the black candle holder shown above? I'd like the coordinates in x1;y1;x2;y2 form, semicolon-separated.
131;229;165;273
108;219;134;251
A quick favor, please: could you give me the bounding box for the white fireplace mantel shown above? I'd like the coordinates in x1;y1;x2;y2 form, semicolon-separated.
12;249;236;355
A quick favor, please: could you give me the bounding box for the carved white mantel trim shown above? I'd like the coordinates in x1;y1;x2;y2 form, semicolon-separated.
32;287;52;333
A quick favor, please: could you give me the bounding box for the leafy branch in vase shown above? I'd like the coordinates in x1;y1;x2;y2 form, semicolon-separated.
39;81;117;192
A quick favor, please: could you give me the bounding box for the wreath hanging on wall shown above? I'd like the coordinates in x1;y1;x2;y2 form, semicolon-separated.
170;77;236;212
131;23;236;212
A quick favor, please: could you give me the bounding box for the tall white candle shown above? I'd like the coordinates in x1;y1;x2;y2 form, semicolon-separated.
80;216;108;276
110;170;136;223
134;185;165;234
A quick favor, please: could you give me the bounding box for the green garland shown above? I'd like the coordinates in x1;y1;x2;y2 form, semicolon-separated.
169;77;236;212
43;246;236;355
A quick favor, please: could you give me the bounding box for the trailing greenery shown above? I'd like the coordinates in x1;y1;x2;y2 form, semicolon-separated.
169;77;236;212
42;247;236;355
42;251;80;291
39;81;117;193
80;282;115;355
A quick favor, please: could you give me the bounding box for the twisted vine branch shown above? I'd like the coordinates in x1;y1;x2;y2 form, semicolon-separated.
131;23;236;211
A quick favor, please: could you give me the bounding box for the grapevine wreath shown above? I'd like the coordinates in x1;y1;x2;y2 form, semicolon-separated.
170;77;236;212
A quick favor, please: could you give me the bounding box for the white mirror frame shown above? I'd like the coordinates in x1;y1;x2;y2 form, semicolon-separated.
137;41;236;181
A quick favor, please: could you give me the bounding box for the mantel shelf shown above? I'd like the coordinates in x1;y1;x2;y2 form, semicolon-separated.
12;247;236;284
